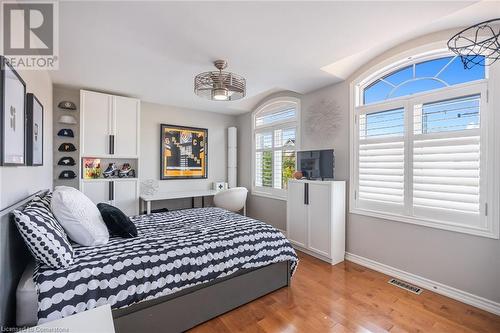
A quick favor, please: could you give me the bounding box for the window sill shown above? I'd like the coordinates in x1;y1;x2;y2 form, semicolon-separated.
251;190;287;201
350;207;499;239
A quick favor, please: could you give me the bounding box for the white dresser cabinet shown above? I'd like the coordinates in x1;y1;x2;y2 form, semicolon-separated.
286;180;346;265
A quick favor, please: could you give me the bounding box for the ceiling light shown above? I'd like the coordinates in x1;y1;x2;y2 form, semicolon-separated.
212;88;229;100
194;60;246;101
448;18;500;69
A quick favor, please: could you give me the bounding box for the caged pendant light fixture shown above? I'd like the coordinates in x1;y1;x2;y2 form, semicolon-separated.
448;18;500;69
194;60;246;101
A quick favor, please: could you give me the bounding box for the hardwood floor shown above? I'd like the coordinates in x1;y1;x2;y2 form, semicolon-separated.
189;251;500;333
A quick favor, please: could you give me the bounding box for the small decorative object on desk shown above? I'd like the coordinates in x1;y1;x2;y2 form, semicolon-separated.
213;182;227;192
141;179;159;195
293;171;303;180
83;158;102;179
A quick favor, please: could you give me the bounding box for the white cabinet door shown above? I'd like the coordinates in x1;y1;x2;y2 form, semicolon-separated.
114;96;140;157
114;180;138;216
307;183;332;257
81;181;110;205
81;91;112;156
287;181;308;247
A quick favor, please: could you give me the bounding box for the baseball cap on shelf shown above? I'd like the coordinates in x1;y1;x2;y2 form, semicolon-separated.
58;143;76;152
58;115;77;124
58;101;77;110
57;128;74;137
59;170;77;179
58;156;76;166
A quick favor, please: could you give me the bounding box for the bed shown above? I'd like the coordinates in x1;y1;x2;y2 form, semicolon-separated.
1;191;298;333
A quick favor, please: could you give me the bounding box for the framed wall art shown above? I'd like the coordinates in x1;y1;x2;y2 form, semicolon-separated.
160;124;208;180
0;56;26;166
26;93;44;166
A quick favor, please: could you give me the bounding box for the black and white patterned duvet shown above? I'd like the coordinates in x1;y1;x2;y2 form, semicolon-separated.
34;208;298;323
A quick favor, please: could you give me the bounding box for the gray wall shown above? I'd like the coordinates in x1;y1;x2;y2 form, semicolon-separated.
236;33;500;304
0;69;53;209
0;66;53;327
237;86;350;231
52;86;80;190
141;102;237;210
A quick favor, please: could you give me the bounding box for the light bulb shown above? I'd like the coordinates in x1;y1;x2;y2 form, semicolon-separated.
212;88;229;101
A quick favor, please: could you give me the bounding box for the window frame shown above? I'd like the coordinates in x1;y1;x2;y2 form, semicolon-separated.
350;50;499;239
252;97;301;200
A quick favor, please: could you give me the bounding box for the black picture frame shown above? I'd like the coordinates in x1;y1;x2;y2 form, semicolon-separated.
0;56;26;166
26;93;44;166
160;124;208;180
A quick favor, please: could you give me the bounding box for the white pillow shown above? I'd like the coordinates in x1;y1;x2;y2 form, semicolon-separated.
51;186;109;246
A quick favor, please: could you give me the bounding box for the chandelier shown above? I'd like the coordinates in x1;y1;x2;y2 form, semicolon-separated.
448;18;500;69
194;60;246;101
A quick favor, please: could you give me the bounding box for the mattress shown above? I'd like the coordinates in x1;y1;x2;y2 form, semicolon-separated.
16;261;38;327
34;208;298;324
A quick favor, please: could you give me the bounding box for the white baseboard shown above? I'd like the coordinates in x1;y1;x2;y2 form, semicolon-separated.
345;252;500;316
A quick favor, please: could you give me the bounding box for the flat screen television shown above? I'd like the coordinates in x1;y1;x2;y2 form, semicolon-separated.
297;149;335;180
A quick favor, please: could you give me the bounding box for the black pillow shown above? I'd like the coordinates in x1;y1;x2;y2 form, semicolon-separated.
97;203;137;238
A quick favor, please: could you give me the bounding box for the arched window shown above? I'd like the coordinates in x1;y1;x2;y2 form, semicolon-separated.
252;97;300;198
363;55;485;104
351;51;497;238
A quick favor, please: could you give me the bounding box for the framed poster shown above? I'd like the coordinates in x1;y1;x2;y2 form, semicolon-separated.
0;57;26;166
26;93;44;166
160;124;208;180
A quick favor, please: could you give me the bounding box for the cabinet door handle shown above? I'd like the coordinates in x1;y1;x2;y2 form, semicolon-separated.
304;183;309;205
109;135;115;154
109;181;114;201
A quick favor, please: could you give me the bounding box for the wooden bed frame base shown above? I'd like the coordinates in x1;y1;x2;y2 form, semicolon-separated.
113;261;291;333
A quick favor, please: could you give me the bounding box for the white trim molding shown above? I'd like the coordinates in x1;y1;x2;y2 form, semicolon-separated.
345;252;500;316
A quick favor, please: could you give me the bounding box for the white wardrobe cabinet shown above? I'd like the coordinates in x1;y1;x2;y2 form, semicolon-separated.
80;89;140;216
113;179;139;216
286;180;346;265
80;90;140;158
80;181;110;206
81;179;139;216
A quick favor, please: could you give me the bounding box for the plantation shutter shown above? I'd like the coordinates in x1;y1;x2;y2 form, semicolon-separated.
412;95;481;225
253;100;299;196
255;132;273;187
357;107;405;214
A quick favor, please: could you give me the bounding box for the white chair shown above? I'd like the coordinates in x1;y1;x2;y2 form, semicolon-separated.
213;187;248;215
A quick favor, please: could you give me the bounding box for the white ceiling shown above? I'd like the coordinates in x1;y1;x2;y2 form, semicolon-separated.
51;1;500;114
